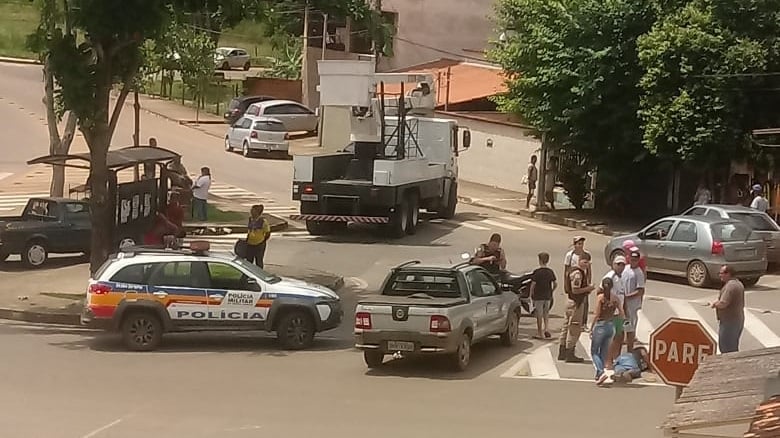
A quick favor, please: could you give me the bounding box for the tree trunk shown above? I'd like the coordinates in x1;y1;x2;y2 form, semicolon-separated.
43;58;79;197
50;112;77;197
85;126;113;275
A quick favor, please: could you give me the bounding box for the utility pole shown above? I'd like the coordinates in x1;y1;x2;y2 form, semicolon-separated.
321;13;328;60
301;1;311;108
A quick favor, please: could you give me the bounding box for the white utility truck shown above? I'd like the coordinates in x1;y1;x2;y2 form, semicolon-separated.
290;60;471;237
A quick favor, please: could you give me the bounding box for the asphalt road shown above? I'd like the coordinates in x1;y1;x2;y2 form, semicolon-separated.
0;61;765;437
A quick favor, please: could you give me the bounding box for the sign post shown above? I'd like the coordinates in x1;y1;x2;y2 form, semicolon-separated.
649;317;716;400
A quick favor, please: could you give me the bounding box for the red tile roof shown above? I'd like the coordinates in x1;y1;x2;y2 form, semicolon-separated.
383;58;506;107
746;396;780;438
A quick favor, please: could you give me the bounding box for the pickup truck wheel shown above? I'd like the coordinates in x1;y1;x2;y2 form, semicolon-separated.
22;241;48;268
439;182;457;219
363;350;384;368
276;310;315;350
406;192;420;235
450;332;472;372
388;199;409;238
500;311;520;347
306;220;334;236
121;311;163;351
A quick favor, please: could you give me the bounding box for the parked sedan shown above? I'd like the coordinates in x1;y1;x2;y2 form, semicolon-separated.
245;100;319;134
682;204;780;264
215;47;251;71
223;95;275;124
604;215;767;288
225;116;289;156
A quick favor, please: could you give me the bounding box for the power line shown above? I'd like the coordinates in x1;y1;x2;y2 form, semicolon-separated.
393;36;488;63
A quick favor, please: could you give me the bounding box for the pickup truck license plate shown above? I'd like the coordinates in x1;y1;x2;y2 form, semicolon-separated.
301;194;318;201
387;341;415;352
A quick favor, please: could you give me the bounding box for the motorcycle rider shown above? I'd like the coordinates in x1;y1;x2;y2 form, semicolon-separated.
471;233;507;277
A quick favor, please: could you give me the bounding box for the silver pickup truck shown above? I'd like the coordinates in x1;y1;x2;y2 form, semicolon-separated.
354;261;521;371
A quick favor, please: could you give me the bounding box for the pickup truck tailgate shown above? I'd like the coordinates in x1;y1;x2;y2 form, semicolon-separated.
357;296;466;332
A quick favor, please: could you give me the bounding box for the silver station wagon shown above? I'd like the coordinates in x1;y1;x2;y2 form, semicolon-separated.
604;215;767;288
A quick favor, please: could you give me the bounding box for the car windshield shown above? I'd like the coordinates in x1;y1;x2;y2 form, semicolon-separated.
729;212;780;231
383;271;461;298
711;222;755;242
216;48;230;56
233;257;282;284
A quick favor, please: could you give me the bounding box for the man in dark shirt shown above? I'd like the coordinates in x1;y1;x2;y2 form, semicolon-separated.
710;265;745;353
530;252;557;339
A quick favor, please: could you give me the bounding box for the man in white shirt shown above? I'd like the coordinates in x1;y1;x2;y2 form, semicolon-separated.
624;248;646;351
604;256;631;370
191;167;212;221
750;184;769;213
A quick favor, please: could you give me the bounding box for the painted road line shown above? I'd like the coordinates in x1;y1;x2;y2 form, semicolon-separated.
0;207;14;212
744;309;780;348
481;219;524;231
665;298;720;354
500;216;561;231
576;331;594;363
0;172;11;182
526;346;561;379
445;220;489;230
0;193;50;200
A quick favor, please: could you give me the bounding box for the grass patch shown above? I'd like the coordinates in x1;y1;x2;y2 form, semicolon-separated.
143;78;239;116
0;0;39;59
206;204;249;223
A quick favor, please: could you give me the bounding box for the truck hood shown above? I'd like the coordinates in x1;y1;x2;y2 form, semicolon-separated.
274;277;339;300
358;295;467;307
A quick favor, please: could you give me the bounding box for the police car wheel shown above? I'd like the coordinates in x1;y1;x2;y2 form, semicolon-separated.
276;310;315;350
121;312;163;351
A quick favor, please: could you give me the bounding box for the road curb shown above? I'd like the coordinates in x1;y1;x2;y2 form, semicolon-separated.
0;56;41;66
458;195;617;237
0;307;80;326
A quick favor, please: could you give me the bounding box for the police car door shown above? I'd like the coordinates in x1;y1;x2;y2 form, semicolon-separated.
205;262;267;327
147;261;211;328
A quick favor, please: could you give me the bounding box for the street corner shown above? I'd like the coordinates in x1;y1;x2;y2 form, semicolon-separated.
0;292;83;326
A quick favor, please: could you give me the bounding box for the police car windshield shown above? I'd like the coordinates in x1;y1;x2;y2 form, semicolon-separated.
233;258;282;283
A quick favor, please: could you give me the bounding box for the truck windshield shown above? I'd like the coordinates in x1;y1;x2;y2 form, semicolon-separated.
384;272;461;298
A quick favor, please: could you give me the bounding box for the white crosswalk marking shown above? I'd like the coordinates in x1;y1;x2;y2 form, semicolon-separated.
481;219;524;231
0;172;12;182
500;216;561;231
445;220;489;230
504;294;780;386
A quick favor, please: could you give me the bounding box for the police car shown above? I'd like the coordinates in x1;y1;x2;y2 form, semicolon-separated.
81;242;343;351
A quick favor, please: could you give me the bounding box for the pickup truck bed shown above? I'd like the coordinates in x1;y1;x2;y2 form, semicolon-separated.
357;295;467;308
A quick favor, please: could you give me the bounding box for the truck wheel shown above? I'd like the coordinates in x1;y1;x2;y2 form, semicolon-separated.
276;310;315;350
388;199;409;238
306;220;334;236
450;332;472;372
500;311;520;347
439;182;458;219
406;192;420;235
363;350;384;368
121;311;163;351
22;240;48;268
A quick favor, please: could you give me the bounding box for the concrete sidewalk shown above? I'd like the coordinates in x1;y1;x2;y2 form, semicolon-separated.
0;261;343;326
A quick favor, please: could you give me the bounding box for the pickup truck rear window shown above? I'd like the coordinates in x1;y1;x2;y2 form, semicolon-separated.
384;272;461;298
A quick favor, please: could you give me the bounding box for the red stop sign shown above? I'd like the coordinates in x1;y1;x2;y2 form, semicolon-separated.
650;317;716;387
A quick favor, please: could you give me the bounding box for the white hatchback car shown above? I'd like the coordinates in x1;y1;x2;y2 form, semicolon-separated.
245;100;319;134
225;115;289;156
215;47;251;71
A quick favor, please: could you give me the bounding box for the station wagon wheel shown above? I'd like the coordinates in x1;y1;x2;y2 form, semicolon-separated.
277;310;315;350
224;137;232;152
686;260;709;288
22;240;48;268
363;350;384;368
121;312;162;351
500;311;520;347
450;332;472;372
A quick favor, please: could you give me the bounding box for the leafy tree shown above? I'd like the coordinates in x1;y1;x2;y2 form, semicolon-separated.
638;0;780;166
268;35;303;79
171;22;216;121
490;0;657;210
29;0;170;273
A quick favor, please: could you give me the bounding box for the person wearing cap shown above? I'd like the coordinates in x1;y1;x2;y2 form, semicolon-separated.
558;252;595;363
624;249;646;351
603;255;631;376
750;184;769;213
564;236;592;331
621;239;646;273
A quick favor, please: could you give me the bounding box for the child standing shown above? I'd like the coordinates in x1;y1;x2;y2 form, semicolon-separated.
530;252;557;339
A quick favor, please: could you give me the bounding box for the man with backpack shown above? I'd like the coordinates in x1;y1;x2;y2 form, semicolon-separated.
558;252;595;362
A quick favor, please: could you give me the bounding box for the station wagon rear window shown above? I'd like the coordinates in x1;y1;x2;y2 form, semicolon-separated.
384;272;461;298
729;212;780;232
711;222;754;242
253;121;286;132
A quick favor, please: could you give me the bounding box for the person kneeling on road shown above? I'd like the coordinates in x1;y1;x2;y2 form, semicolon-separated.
558;252;594;363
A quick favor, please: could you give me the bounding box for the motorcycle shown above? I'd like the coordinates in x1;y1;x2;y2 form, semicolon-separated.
460;252;535;316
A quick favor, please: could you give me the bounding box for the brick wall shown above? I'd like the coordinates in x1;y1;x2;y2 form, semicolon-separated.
244;78;303;102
